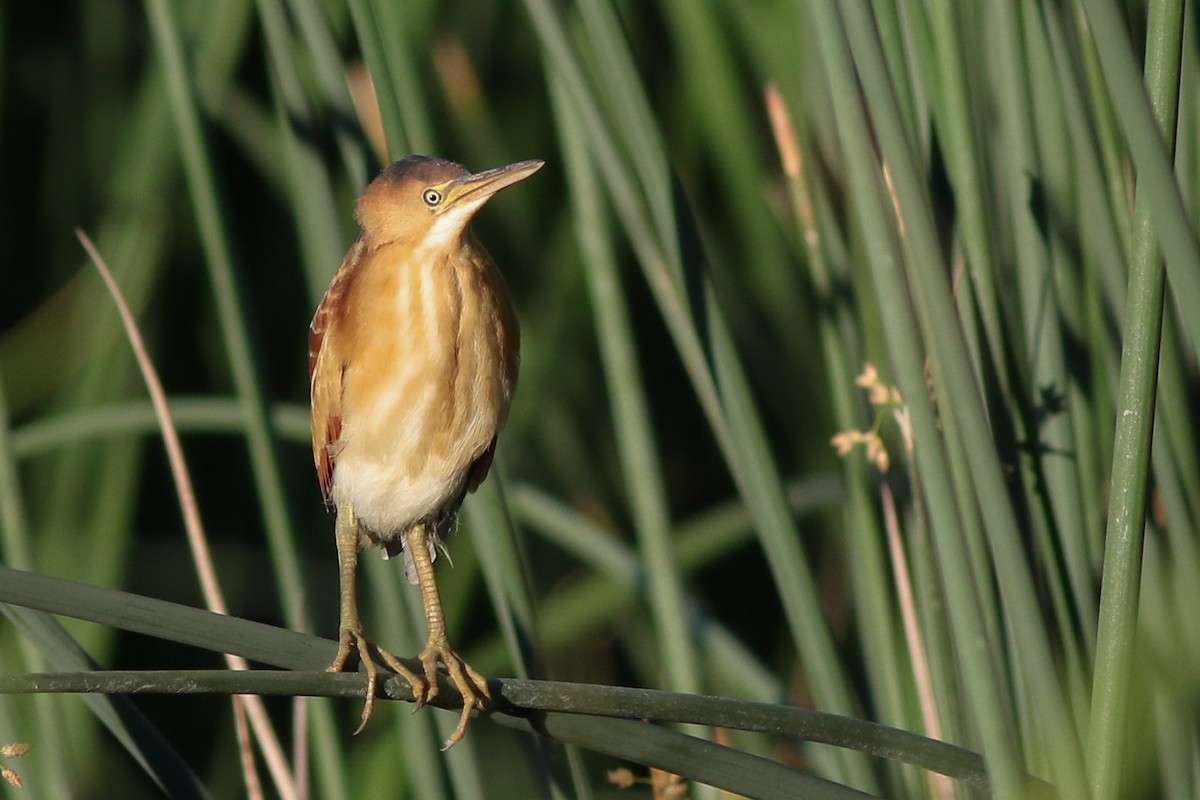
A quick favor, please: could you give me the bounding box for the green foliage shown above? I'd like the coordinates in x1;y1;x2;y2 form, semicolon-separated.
0;1;1198;798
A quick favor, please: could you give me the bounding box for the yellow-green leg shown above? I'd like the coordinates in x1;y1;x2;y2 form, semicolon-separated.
328;503;427;733
408;521;491;750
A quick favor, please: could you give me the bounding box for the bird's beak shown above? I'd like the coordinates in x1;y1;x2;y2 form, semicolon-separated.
443;160;544;210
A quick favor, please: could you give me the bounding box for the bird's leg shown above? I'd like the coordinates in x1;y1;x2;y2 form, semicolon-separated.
328;503;427;733
408;521;491;750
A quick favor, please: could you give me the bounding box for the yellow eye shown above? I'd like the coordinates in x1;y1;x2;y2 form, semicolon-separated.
422;188;443;207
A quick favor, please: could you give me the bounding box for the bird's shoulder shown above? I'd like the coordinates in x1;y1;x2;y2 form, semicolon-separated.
309;236;372;375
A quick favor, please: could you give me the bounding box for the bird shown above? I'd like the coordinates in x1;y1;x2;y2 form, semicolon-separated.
308;154;542;749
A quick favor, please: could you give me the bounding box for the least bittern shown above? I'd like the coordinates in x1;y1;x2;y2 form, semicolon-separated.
309;155;542;748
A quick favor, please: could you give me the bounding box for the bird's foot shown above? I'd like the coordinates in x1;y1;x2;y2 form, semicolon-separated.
417;634;491;750
328;627;428;735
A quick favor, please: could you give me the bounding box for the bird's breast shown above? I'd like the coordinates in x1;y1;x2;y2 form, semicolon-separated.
331;239;519;536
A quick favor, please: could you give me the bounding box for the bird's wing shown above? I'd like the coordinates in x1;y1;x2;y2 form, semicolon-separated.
465;437;497;494
309;238;365;504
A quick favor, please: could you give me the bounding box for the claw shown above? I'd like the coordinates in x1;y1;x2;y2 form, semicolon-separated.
417;635;491;750
375;647;432;712
327;627;428;733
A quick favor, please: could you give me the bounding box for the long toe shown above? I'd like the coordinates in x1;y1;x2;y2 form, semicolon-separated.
418;649;441;704
326;628;379;732
443;702;474;751
444;653;491;703
375;647;431;710
439;659;489;750
417;639;490;749
328;629;429;732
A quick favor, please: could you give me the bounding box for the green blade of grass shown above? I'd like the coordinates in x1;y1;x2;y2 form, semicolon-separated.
835;3;1100;795
143;0;307;631
1078;0;1200;352
802;2;1032;796
528;1;876;786
551;67;701;696
464;471;539;677
0;568;869;799
2;371;215;799
464;473;593;800
287;0;370;189
254;0;345;301
1088;2;1185;798
1;607;217;800
0;553;1045;795
771;88;914;763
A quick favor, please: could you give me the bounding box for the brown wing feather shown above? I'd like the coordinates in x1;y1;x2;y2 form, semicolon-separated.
465;437;497;494
309;238;366;505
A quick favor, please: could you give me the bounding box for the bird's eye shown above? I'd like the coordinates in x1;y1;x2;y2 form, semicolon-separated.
422;188;443;207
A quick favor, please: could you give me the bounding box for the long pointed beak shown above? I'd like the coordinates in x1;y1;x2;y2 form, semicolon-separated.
443;159;544;209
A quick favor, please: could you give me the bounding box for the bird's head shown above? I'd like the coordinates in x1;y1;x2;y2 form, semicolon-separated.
355;155;543;249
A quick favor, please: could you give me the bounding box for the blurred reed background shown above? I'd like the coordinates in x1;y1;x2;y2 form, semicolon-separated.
0;1;1198;798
